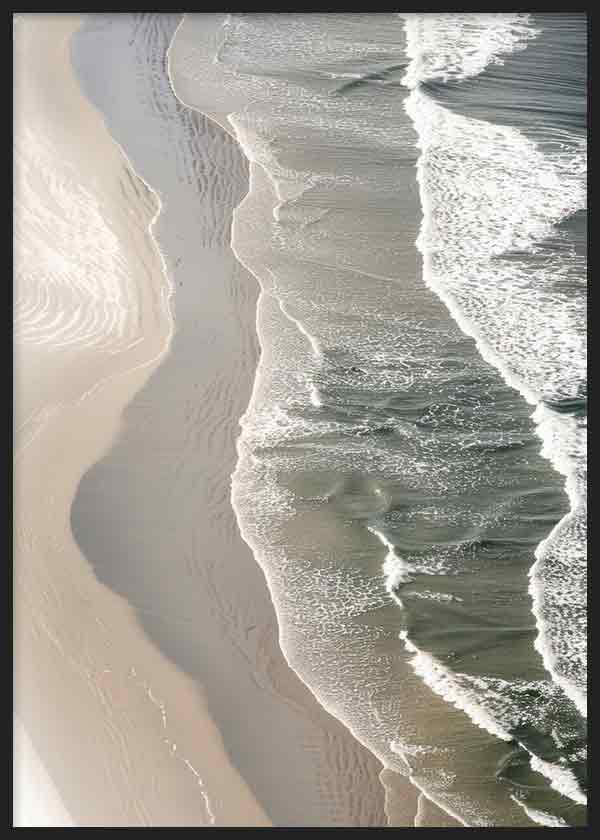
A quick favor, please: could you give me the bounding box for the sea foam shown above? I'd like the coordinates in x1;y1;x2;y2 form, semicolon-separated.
401;12;587;730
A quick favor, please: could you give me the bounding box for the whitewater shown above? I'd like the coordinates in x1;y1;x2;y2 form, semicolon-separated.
401;11;586;719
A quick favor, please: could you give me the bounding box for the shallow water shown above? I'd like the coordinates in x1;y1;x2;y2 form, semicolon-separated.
169;13;587;826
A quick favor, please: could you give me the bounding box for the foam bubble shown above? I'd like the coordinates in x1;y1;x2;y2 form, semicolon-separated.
368;526;413;606
402;13;538;89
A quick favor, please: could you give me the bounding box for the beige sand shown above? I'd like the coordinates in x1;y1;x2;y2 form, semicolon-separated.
14;14;268;826
13;719;74;826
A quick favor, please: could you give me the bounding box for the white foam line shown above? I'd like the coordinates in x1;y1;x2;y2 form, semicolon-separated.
528;754;586;807
275;295;323;361
510;796;568;828
145;685;167;730
401;18;586;719
399;631;587;807
403;94;540;407
163;739;217;825
400;631;513;743
389;741;470;827
257;266;323;362
292;251;399;284
309;384;323;407
180;756;217;825
228;475;428;823
401;13;537;90
129;668;216;825
368;526;412;607
528;443;586;718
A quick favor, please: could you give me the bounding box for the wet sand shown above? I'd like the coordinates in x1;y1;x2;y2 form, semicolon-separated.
14;13;400;826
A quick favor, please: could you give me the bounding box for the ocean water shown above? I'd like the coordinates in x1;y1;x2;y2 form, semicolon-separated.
168;13;588;827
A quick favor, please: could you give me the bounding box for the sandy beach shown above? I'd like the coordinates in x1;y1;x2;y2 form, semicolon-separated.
14;13;397;827
16;13;585;828
14;13;273;826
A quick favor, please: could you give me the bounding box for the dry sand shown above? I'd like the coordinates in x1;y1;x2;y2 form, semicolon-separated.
14;13;406;826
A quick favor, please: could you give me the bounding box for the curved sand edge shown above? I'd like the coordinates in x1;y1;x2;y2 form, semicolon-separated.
13;14;270;827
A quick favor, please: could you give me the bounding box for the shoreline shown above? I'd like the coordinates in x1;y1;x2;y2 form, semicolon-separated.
167;13;445;827
15;12;584;827
167;13;586;827
14;14;270;826
66;12;392;826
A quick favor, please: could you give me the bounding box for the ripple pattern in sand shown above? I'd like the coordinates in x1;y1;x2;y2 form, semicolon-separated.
14;127;158;352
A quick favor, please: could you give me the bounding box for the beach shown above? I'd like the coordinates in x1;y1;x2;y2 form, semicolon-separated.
13;13;586;828
14;13;400;827
14;13;270;826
